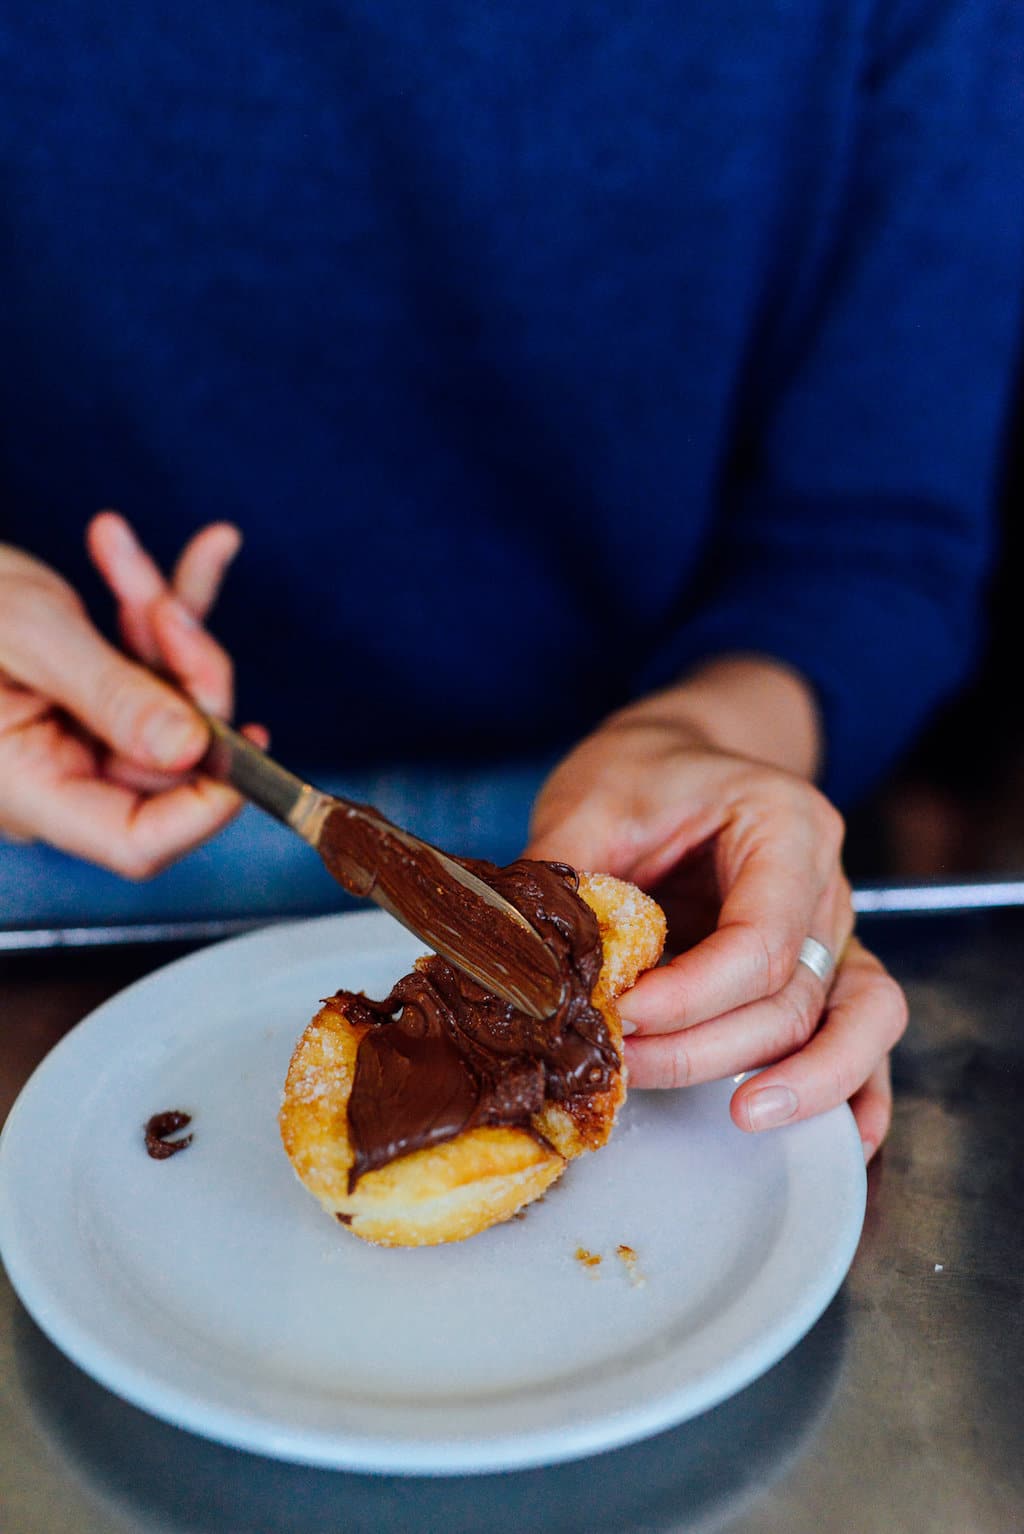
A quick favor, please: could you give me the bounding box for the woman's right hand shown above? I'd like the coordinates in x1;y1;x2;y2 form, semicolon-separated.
0;513;257;877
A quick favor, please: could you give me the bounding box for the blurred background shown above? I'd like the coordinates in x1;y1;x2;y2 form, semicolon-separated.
1;381;1020;945
846;371;1024;884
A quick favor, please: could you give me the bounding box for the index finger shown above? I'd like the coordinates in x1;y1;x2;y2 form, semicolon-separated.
618;837;826;1033
0;577;207;771
87;511;169;665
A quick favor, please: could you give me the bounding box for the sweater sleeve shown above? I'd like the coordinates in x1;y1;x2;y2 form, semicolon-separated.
639;0;1024;807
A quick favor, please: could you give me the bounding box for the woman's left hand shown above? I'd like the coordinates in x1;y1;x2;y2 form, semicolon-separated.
524;682;907;1161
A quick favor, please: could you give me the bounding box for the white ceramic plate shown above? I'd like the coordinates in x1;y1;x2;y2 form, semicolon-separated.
0;911;865;1474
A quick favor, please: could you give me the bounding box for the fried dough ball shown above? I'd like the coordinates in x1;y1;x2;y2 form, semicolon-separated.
279;872;666;1246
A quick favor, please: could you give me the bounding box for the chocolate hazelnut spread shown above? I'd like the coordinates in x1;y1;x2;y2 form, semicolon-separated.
317;805;566;1018
144;1110;193;1160
339;860;615;1191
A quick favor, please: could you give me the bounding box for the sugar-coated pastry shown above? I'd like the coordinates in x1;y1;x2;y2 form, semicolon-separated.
279;863;666;1247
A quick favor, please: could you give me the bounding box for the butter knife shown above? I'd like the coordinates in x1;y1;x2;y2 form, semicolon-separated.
200;715;565;1020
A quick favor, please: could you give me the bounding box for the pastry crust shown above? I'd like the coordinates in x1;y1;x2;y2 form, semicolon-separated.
279;872;666;1246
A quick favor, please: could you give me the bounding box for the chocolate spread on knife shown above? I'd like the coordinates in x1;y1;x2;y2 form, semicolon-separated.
144;1110;193;1160
339;859;616;1191
316;805;565;1017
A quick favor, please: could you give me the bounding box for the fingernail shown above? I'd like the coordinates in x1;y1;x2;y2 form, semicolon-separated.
746;1085;799;1131
862;1138;877;1164
107;515;138;551
241;723;271;750
221;524;243;559
620;1018;637;1037
616;994;642;1023
144;709;204;767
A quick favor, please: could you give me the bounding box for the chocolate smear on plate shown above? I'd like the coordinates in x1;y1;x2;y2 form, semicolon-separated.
145;1110;193;1160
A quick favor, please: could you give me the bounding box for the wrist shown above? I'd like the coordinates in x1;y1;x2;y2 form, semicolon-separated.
610;655;823;780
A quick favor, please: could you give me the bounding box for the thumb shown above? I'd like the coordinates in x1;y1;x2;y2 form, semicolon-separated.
523;797;626;874
3;583;208;771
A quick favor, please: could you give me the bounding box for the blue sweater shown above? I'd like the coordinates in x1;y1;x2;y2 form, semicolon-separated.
1;2;1021;806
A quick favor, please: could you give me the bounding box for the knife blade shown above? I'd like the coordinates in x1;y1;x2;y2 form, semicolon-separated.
201;715;565;1019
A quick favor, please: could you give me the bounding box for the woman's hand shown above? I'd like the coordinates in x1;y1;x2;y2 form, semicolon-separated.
525;662;907;1160
0;512;259;876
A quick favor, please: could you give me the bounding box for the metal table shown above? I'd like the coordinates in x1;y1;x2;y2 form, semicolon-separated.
2;901;1021;1533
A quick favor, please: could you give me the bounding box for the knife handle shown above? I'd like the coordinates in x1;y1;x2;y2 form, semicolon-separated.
200;715;331;846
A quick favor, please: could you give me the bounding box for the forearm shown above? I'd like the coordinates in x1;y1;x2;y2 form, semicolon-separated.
611;654;823;781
